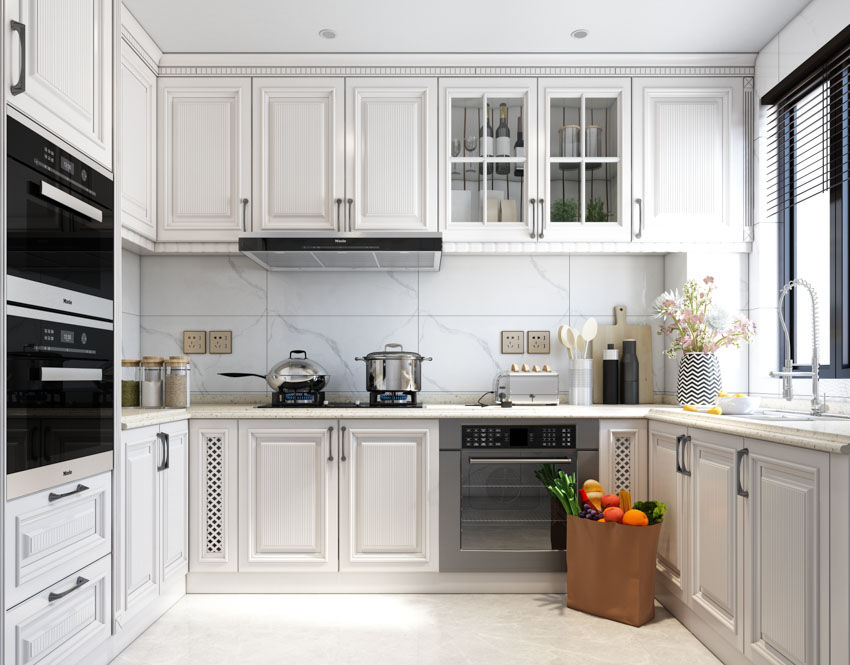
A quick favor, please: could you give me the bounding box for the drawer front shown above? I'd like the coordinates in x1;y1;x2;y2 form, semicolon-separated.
5;473;111;608
5;555;111;665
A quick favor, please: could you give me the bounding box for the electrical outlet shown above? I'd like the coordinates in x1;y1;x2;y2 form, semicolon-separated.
501;330;524;354
183;331;206;354
209;331;233;354
527;330;551;354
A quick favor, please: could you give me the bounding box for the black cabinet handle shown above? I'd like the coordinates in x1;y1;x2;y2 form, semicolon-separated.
736;448;749;498
680;435;692;477
10;21;25;95
48;576;88;602
340;426;347;462
48;484;89;502
529;198;536;239
335;198;343;229
327;426;334;462
675;435;683;474
538;198;545;239
156;432;170;471
346;198;354;232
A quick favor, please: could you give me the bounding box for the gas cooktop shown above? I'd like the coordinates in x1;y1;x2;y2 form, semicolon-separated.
256;391;422;408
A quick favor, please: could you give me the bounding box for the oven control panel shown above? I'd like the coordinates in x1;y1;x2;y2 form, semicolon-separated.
462;424;576;448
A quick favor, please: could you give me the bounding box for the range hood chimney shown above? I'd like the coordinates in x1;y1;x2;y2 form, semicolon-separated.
239;232;442;272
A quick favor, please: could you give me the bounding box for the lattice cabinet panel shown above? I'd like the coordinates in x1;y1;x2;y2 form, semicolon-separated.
598;420;648;500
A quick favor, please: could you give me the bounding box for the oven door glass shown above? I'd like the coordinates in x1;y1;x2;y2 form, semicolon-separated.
6;311;114;475
460;451;575;551
6;158;113;301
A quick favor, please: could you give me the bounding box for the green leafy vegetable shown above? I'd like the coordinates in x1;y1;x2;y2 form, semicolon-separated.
632;500;667;525
550;198;578;222
535;466;580;516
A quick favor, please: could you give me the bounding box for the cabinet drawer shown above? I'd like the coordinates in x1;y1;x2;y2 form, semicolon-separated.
5;555;111;665
5;473;111;608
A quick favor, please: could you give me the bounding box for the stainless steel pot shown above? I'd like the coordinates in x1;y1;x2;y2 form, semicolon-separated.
355;343;432;392
220;350;330;392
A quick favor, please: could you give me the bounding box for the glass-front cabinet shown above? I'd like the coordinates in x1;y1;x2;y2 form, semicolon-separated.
440;79;538;241
538;79;632;242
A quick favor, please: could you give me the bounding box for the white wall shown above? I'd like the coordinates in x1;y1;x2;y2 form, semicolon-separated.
135;254;673;400
121;249;141;359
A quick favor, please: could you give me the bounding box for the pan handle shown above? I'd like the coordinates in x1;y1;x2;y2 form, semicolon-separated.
354;357;366;362
218;372;267;379
289;350;308;359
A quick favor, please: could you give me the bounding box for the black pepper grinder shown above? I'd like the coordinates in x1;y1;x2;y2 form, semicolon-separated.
603;343;619;404
620;339;639;404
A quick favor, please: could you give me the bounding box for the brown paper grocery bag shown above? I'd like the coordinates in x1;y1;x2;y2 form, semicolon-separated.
566;514;662;627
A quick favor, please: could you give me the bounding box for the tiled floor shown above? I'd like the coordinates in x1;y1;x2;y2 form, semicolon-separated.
110;594;722;664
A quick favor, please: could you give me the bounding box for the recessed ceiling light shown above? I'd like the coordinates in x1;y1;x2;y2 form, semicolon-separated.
318;28;337;40
571;29;589;39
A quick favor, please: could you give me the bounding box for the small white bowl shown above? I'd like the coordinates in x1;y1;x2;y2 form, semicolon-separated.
718;395;760;415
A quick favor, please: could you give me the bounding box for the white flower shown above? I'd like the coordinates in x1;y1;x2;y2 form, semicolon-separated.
653;290;681;317
706;307;731;332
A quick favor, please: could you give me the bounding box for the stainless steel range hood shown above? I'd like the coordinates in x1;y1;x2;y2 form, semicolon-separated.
239;232;442;271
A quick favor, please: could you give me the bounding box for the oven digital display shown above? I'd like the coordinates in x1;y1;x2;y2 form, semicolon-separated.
60;155;74;175
509;427;529;447
60;330;74;344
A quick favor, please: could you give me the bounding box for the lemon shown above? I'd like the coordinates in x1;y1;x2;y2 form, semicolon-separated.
717;392;729;397
733;393;747;398
707;406;723;415
682;405;698;412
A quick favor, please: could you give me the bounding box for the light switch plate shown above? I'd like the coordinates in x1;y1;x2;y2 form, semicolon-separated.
527;331;550;354
209;331;233;354
183;331;206;354
501;331;523;354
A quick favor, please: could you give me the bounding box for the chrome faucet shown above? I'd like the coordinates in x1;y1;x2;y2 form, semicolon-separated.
769;279;827;416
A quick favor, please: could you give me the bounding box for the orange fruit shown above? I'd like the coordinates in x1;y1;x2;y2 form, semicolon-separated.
622;509;649;526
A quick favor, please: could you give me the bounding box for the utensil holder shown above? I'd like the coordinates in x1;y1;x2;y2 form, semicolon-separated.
568;359;593;406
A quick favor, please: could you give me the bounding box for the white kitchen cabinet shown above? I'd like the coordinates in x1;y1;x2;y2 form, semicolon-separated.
238;420;339;572
252;78;345;232
120;39;157;241
597;419;646;499
632;77;745;243
159;421;189;586
5;0;113;169
537;79;632;242
157;77;252;242
346;78;437;232
339;420;438;571
744;437;829;665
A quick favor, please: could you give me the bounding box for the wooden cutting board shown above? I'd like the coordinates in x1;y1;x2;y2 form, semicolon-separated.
591;306;654;404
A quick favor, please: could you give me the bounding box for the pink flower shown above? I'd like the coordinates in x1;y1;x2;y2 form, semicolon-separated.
703;276;715;285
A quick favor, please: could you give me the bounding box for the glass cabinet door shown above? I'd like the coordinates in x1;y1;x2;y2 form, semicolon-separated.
539;79;631;242
441;79;537;240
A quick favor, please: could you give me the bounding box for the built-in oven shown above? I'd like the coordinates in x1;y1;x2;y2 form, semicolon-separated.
6;304;114;499
439;419;599;572
6;115;114;320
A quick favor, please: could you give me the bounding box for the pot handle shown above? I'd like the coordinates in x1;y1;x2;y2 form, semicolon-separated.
422;357;433;361
219;372;266;379
289;350;308;359
354;357;366;362
384;343;404;351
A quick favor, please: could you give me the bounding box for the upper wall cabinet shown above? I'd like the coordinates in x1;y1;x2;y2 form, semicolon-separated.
5;0;113;169
345;78;437;232
157;77;252;242
632;77;745;243
252;79;345;232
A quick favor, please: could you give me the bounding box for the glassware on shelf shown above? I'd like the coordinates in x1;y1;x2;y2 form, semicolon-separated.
558;124;580;171
121;359;141;407
451;138;462;178
586;125;604;171
464;135;478;176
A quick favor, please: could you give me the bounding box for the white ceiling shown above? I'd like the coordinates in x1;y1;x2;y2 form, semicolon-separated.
124;0;809;54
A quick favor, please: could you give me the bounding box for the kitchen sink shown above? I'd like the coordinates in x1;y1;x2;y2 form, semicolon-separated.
730;410;850;422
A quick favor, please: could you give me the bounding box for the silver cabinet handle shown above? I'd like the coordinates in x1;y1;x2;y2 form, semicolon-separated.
680;435;692;477
156;432;170;472
346;198;354;232
335;198;343;230
48;483;89;502
327;426;334;462
469;458;572;465
39;181;103;222
529;198;537;239
10;20;25;95
634;198;643;239
675;434;683;474
240;198;249;232
538;198;545;239
736;448;749;498
340;426;347;462
40;367;102;382
48;576;88;602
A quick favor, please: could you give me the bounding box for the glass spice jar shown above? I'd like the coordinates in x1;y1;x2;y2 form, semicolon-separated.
121;359;141;407
140;356;165;408
164;356;191;408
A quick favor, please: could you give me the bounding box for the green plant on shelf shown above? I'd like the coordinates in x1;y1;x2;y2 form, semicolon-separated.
585;197;611;222
550;198;578;222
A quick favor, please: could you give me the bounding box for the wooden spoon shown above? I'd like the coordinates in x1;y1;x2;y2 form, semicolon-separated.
581;318;598;357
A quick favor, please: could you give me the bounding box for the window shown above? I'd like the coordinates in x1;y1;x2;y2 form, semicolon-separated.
766;25;850;378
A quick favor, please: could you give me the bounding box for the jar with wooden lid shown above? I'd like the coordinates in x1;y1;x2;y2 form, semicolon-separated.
141;356;165;408
164;356;191;408
121;359;141;407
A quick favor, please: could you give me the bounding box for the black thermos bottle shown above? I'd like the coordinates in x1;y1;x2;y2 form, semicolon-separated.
603;343;619;404
621;339;639;404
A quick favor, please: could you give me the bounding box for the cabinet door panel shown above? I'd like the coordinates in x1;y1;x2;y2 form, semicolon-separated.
160;422;188;588
158;78;251;241
238;421;338;571
253;79;344;231
347;79;437;231
340;421;438;571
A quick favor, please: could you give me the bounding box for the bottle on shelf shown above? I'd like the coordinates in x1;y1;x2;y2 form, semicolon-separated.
495;103;511;175
620;339;639;404
479;103;494;176
513;113;525;178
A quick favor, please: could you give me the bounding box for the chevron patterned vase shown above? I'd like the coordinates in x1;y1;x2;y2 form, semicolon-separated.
677;353;722;405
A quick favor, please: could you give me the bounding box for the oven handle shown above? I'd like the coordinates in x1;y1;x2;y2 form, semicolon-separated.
38;181;104;223
468;458;573;465
40;367;103;382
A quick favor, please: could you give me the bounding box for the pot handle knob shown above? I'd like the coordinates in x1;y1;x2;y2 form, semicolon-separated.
384;343;403;351
354;357;366;362
289;350;308;359
422;357;433;361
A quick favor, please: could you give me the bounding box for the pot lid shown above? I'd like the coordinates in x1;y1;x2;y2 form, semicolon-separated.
358;343;432;361
269;350;329;378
